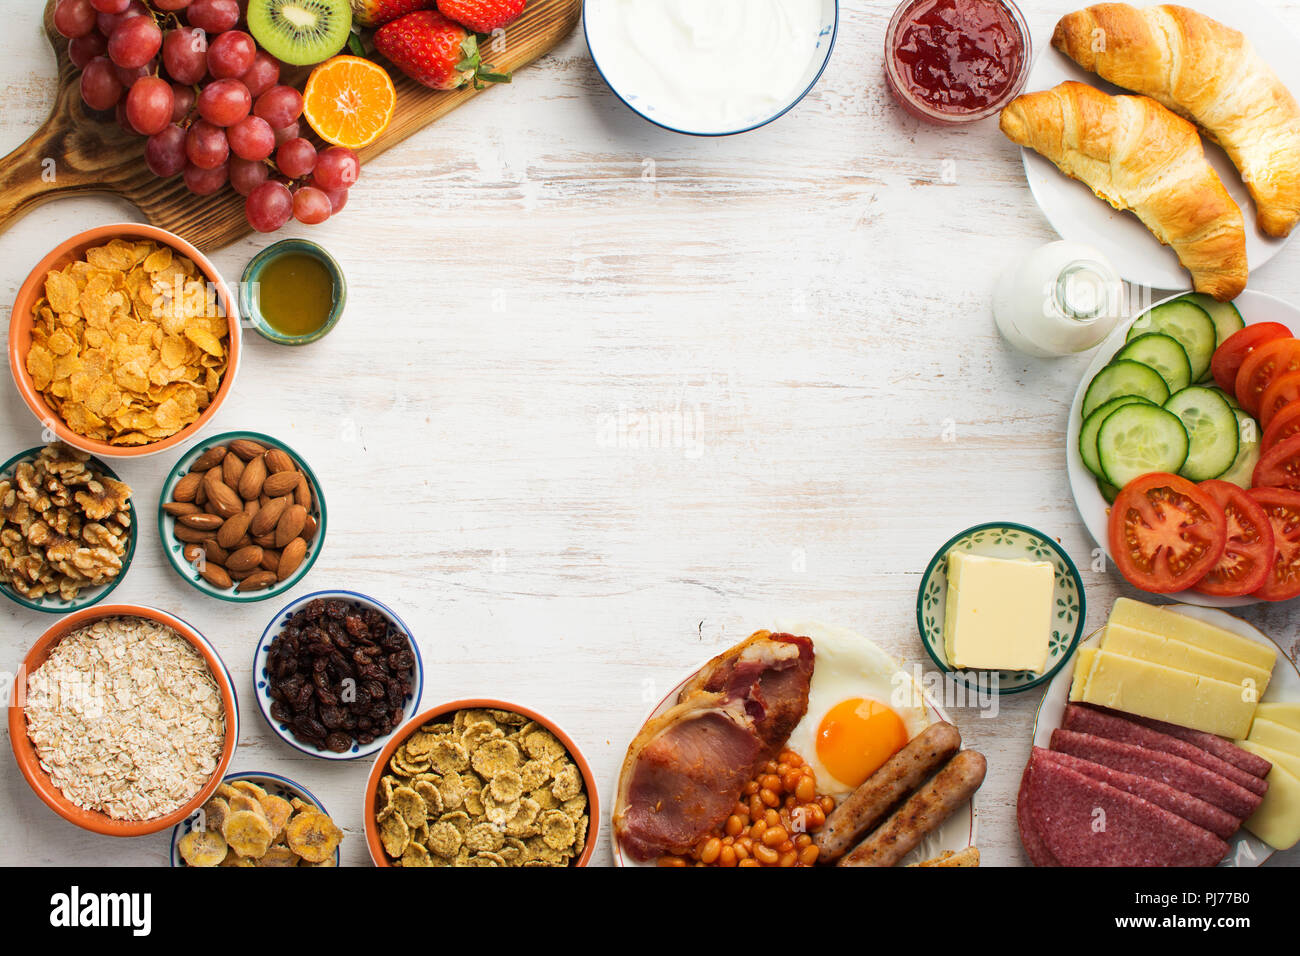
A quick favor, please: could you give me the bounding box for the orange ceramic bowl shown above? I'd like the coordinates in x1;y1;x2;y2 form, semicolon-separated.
364;698;599;867
8;604;239;837
7;223;242;458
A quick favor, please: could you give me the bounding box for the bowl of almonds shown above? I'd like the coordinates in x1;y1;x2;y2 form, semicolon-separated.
157;431;325;602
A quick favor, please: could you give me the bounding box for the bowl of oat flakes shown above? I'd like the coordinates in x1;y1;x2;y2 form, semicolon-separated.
9;605;238;836
363;699;598;867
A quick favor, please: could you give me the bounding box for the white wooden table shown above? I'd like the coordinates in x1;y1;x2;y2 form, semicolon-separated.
1;0;1297;868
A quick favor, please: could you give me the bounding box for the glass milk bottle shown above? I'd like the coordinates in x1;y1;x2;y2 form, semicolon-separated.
993;241;1125;357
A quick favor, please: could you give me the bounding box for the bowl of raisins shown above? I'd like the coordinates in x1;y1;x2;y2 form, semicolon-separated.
253;591;423;760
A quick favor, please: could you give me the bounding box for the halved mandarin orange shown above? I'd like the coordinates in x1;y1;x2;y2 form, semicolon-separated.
302;56;397;150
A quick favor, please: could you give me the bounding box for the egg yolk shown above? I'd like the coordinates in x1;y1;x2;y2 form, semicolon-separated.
816;697;908;788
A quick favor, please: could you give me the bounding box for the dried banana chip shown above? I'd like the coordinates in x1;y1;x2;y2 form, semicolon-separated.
224;810;274;859
285;810;344;864
178;828;227;867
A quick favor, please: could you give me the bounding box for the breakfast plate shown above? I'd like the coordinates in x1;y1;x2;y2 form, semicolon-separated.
1067;288;1300;607
612;622;978;866
1032;605;1300;867
1019;0;1299;290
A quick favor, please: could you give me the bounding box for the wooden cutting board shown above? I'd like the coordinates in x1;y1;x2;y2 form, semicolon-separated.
0;1;581;251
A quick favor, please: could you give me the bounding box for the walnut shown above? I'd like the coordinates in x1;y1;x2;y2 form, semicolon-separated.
75;477;132;521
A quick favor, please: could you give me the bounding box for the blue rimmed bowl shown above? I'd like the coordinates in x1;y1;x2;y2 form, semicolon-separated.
583;0;839;136
253;590;423;761
239;239;346;346
916;521;1086;695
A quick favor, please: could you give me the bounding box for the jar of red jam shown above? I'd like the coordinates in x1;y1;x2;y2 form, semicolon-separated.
884;0;1031;124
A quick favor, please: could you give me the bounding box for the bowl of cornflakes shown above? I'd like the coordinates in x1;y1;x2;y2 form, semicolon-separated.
363;699;599;867
8;224;241;459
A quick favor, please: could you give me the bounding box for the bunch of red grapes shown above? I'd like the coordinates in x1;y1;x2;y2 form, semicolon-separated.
53;0;361;232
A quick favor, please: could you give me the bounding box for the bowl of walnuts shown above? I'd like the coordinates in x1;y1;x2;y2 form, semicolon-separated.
0;442;136;612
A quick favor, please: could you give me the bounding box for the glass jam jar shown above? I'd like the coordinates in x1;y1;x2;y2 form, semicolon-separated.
884;0;1032;125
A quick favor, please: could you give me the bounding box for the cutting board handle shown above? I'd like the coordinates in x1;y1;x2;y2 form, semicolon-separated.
0;119;80;234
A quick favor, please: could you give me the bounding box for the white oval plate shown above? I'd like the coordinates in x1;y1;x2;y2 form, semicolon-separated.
1019;0;1298;290
1067;288;1300;607
1033;605;1300;866
612;630;977;867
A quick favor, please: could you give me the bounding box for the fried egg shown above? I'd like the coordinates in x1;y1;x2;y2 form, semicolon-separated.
779;620;931;801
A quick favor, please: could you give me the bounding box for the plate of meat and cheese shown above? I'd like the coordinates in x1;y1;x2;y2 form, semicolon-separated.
611;622;980;867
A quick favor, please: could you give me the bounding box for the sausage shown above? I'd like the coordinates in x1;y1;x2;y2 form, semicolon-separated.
837;749;987;867
814;721;962;863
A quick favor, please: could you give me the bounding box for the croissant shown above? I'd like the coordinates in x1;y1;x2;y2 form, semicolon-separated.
1000;81;1247;301
1053;3;1300;238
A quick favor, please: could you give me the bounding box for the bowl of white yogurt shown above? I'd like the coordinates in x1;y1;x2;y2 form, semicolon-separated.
583;0;838;136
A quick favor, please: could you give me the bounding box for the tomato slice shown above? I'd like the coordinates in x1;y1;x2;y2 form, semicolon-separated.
1259;370;1300;430
1108;473;1227;593
1247;487;1300;601
1253;432;1300;491
1212;322;1292;393
1235;337;1300;417
1192;480;1275;596
1261;399;1300;454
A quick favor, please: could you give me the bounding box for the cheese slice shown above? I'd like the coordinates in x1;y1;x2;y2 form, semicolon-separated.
1247;718;1300;756
942;552;1053;672
1253;702;1300;734
1237;742;1300;850
1107;598;1278;672
1072;649;1257;739
1068;646;1098;702
1099;623;1272;696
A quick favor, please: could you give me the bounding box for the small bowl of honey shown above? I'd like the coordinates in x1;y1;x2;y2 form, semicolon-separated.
240;240;346;346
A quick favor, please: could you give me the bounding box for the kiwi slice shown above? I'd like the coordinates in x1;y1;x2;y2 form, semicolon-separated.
247;0;353;67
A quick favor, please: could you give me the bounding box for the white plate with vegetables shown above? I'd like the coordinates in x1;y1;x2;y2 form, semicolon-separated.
1068;289;1300;607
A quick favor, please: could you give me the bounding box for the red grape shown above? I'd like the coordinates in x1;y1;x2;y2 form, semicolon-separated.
207;30;256;80
154;0;193;9
125;75;174;135
183;161;229;196
246;181;293;232
162;27;207;85
276;138;316;179
95;0;146;35
68;33;108;69
322;187;349;214
145;124;188;177
186;119;229;169
271;120;300;146
292;186;332;225
229;157;270;196
312;146;360;191
253;85;302;129
115;100;140;135
197;77;251;127
107;15;161;69
186;0;239;33
113;60;153;88
239;51;280;99
90;0;130;13
54;0;97;39
227;115;275;161
171;83;196;122
80;57;124;111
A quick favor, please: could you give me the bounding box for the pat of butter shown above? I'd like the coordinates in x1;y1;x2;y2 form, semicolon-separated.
1072;649;1257;740
1253;702;1300;734
1247;718;1300;756
1107;598;1278;673
1099;623;1272;696
942;552;1053;672
1237;742;1300;851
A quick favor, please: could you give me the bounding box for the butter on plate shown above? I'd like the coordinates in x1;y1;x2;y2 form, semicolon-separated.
942;552;1053;672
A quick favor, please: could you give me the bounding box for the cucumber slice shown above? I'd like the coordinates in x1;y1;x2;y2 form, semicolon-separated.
1114;333;1192;394
1097;404;1189;487
1179;292;1245;347
1079;395;1157;480
1127;300;1217;382
1163;386;1239;481
1219;408;1261;489
1082;359;1171;419
1097;479;1120;504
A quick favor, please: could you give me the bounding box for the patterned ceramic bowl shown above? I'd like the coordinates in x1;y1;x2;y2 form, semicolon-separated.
915;521;1086;695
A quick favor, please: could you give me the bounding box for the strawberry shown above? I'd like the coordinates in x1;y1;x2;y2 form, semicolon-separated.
436;0;527;33
351;0;436;29
374;9;511;90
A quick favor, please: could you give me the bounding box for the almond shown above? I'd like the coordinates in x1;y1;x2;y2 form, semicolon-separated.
252;533;277;549
195;481;208;507
175;525;215;544
236;570;277;592
264;449;296;474
260;548;282;573
275;504;307;548
222;452;245;488
163;502;200;517
262;471;300;498
277;537;307;581
179;513;223;531
228;439;267;461
294;473;312;509
172;473;202;503
203;539;230;565
303;514;319;542
238;455;267;500
190;445;226;473
200;564;233;589
181;543;205;565
243;498;259;517
250;496;289;537
217;512;252;550
207;481;243;520
225;545;264;573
